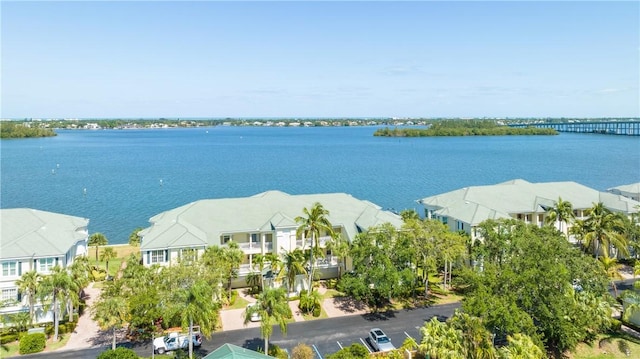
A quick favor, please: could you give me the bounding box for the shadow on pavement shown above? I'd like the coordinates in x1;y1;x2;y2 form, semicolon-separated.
243;337;266;352
332;296;368;313
362;310;396;321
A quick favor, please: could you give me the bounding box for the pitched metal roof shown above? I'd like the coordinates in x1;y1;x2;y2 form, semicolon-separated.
140;191;403;250
0;208;89;260
202;344;273;359
608;182;640;196
418;179;640;226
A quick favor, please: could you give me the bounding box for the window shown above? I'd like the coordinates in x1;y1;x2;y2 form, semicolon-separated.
221;235;231;244
441;216;448;225
1;288;17;302
525;214;532;222
251;233;259;243
2;262;17;277
457;221;464;231
180;248;197;262
38;258;55;273
150;250;165;264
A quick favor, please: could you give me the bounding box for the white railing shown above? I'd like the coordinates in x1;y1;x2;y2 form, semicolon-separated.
235;242;273;252
296;236;332;249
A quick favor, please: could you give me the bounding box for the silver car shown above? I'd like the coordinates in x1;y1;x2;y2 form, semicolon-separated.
369;328;396;352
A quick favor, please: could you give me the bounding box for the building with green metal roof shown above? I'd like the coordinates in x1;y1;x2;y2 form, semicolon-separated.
0;208;89;325
202;343;274;359
417;179;640;240
139;191;403;287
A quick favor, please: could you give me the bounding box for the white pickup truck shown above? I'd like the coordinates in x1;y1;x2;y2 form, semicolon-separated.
153;331;202;354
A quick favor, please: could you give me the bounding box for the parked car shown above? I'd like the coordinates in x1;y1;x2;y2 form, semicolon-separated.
369;328;396;352
153;332;202;354
247;303;261;322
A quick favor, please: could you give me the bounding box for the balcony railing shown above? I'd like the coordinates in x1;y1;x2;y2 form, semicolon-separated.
233;242;273;252
295;236;332;249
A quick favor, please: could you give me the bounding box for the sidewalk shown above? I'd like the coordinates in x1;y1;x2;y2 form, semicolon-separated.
63;282;117;350
219;285;369;332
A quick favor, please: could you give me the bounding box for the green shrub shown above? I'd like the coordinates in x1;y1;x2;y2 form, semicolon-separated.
326;343;369;359
229;290;238;306
610;318;622;332
97;347;139;359
312;306;321;317
268;344;289;359
1;332;19;344
292;343;314;359
19;333;46;354
326;279;337;289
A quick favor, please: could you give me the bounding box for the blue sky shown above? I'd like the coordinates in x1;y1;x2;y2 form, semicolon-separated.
2;1;638;118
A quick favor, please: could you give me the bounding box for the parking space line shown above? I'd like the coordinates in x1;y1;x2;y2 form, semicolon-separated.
404;331;413;339
336;341;343;350
312;344;323;359
360;338;372;353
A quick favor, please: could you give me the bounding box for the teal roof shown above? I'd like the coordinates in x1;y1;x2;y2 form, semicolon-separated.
418;179;640;226
140;191;403;250
202;344;274;359
0;208;89;260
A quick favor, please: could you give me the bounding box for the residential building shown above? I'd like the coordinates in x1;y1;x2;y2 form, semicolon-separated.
0;208;89;325
608;182;640;202
139;191;403;287
417;179;640;240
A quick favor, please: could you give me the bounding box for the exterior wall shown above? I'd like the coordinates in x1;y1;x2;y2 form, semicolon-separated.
0;241;88;327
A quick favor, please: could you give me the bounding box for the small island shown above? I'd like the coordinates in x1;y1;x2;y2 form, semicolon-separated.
374;120;558;137
0;122;57;139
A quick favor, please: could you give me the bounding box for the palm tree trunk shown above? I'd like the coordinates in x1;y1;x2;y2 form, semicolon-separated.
265;336;269;356
189;317;194;359
112;326;116;350
443;260;448;289
53;298;60;341
308;235;314;292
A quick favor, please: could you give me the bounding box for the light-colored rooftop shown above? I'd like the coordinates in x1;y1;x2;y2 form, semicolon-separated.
608;182;640;196
202;343;274;359
418;179;640;226
0;208;89;260
140;191;403;250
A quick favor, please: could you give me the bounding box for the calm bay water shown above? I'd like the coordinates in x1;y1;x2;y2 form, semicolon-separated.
2;126;639;244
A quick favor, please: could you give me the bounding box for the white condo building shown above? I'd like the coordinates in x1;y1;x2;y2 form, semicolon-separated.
0;208;89;325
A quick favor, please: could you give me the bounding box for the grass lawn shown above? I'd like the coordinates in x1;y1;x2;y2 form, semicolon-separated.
89;244;141;278
301;307;329;321
570;332;640;358
322;288;345;299
226;296;250;310
1;334;71;358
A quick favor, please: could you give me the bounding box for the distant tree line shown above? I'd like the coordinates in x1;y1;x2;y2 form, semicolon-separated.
0;122;57;138
374;120;558;137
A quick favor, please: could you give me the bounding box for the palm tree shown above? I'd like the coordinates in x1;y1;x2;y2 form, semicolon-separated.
545;197;575;237
281;249;307;293
584;203;628;258
100;247;117;273
88;233;108;261
128;227;144;246
92;294;128;350
328;233;350;280
15;270;41;327
449;312;497;359
599;255;623;297
419;316;465;359
170;279;219;359
296;202;335;292
68;256;91;322
498;333;544;359
243;287;292;354
39;266;76;341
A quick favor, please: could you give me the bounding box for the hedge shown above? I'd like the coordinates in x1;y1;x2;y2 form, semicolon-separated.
19;333;46;354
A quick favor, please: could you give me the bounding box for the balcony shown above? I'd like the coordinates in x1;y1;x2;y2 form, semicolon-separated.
234;242;273;254
295;236;332;249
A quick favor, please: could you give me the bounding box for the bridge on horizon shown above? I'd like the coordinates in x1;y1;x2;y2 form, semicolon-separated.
509;121;640;136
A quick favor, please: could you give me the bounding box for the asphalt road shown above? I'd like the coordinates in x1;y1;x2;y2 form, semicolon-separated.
25;278;638;359
26;303;460;359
